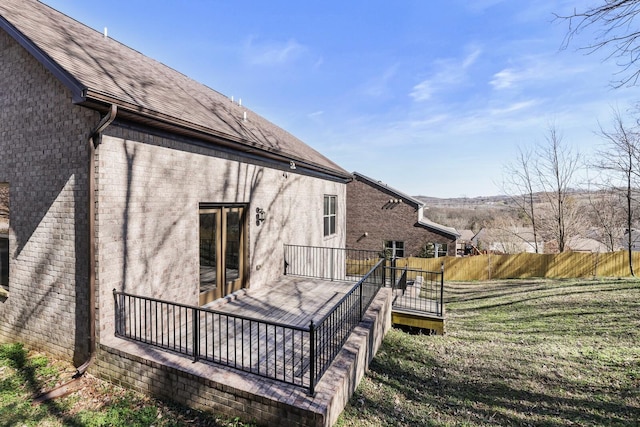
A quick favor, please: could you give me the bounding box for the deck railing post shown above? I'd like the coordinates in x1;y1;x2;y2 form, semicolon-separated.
330;247;334;281
192;307;200;362
359;281;363;319
440;262;445;317
309;320;316;396
283;244;289;275
113;289;120;336
382;258;386;286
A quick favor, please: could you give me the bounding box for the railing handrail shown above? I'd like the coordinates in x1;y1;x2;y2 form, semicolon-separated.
314;258;385;326
113;289;309;333
386;266;442;275
284;243;380;255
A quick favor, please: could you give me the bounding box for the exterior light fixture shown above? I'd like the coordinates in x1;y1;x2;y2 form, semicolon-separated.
256;207;266;225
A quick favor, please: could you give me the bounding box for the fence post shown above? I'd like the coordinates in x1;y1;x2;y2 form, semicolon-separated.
309;320;316;396
192;307;200;363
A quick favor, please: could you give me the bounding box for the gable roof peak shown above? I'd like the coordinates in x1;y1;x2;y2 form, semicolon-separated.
0;0;349;179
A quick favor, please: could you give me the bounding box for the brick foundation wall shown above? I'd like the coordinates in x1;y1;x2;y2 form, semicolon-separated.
0;28;97;363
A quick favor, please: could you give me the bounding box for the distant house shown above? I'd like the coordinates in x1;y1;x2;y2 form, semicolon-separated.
565;236;610;253
474;227;544;254
346;172;459;258
620;229;640;252
456;229;478;256
0;1;359;424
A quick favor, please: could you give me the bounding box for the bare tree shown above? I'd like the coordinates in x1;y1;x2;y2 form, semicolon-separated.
586;188;626;251
536;125;582;253
592;109;640;275
500;146;541;253
557;1;640;87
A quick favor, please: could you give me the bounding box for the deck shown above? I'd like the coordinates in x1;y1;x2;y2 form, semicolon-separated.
100;247;446;425
101;275;393;427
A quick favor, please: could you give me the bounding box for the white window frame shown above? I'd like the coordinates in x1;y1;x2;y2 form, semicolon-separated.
323;195;336;237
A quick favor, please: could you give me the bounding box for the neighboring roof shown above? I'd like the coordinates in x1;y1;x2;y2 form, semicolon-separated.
352;171;459;238
352;172;424;208
418;218;460;238
0;0;349;180
474;227;542;243
458;229;476;242
566;237;609;253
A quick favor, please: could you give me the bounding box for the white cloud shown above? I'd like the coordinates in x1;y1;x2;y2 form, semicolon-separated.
410;79;435;101
361;65;399;98
244;37;306;66
490;54;590;92
410;46;482;102
490;68;519;89
488;99;539;115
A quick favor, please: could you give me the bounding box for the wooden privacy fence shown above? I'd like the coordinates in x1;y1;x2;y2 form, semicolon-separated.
395;250;640;281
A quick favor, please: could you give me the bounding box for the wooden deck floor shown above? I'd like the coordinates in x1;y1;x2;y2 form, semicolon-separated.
192;276;358;387
204;276;356;327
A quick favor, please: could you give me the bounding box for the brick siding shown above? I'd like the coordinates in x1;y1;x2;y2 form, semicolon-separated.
0;28;97;363
95;124;346;344
346;177;456;257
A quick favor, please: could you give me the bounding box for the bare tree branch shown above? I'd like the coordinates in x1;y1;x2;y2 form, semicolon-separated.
556;0;640;87
592;107;640;275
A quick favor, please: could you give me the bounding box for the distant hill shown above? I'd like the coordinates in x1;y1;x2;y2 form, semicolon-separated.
415;195;512;208
413;190;600;232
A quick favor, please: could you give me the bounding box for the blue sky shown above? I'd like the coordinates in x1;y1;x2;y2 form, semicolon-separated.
41;1;640;197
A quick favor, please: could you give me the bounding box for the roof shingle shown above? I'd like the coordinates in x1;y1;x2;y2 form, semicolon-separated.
0;0;348;178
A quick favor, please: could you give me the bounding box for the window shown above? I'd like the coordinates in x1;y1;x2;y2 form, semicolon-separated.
384;240;404;258
323;195;336;236
0;183;8;292
420;242;448;258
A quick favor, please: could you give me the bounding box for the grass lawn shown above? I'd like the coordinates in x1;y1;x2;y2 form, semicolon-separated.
0;343;254;426
1;278;638;426
337;278;640;426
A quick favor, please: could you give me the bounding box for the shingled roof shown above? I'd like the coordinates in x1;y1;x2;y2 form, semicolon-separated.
0;0;349;179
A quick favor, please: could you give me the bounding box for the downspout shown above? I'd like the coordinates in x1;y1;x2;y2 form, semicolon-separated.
76;104;117;376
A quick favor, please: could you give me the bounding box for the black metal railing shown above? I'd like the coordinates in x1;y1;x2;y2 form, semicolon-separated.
113;258;385;395
284;244;381;281
114;290;312;389
309;258;385;394
385;264;444;317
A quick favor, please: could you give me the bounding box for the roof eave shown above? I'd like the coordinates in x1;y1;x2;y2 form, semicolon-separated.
81;91;351;182
352;171;423;208
418;220;460;238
